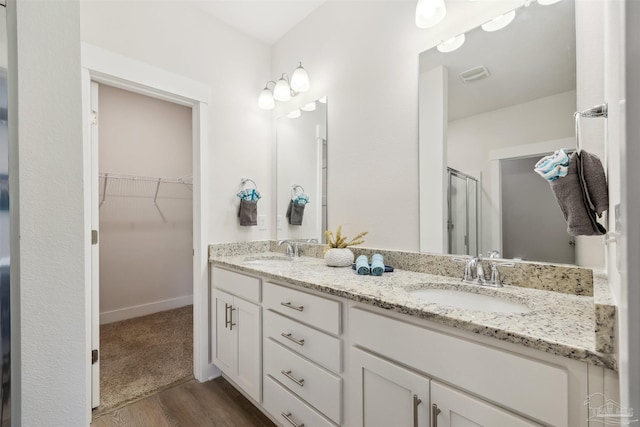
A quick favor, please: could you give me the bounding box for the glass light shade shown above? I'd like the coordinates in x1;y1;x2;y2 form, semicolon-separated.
437;34;465;53
286;109;301;119
301;101;316;112
273;77;292;101
481;10;516;32
538;0;561;4
291;64;310;93
415;0;446;29
258;87;275;110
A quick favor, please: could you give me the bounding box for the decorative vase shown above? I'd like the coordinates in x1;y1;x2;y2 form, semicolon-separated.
324;248;355;267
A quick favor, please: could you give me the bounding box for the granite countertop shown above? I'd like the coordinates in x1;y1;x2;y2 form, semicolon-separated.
209;247;616;371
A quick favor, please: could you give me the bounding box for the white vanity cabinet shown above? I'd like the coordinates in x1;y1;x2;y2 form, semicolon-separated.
349;306;587;427
211;267;262;403
350;347;430;427
262;281;343;426
350;347;540;427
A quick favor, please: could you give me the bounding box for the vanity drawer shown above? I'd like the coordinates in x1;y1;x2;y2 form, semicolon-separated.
264;309;342;373
264;375;337;427
264;338;342;424
263;282;341;335
212;267;261;303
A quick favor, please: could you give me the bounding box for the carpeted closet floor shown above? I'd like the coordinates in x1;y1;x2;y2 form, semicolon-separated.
94;305;193;415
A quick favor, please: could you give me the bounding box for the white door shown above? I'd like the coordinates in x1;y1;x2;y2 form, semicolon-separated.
213;289;236;375
430;381;541;427
90;81;100;408
234;297;261;402
350;347;430;427
500;156;575;264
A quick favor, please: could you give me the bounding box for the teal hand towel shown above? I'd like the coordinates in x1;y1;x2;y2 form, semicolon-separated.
371;253;384;276
356;255;370;275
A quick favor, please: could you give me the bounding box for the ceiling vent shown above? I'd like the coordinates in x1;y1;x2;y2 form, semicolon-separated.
459;66;490;83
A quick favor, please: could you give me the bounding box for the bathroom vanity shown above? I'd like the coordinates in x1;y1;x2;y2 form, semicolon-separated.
209;241;618;427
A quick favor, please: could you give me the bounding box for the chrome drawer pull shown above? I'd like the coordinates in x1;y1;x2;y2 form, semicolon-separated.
281;412;305;427
281;370;305;387
432;403;441;427
413;394;422;427
281;332;305;346
281;301;304;312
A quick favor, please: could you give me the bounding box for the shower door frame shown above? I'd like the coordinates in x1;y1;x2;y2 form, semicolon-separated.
80;43;214;414
446;167;479;256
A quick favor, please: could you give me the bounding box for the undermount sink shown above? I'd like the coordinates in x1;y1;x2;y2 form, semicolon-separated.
243;254;293;264
409;288;530;314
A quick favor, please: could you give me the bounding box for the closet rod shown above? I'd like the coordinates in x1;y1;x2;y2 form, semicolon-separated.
99;172;191;185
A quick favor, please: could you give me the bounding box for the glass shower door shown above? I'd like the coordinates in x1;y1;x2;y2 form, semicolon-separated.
0;3;9;426
447;168;478;257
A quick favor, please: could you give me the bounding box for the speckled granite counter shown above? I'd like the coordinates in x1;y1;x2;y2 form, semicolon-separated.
209;242;617;371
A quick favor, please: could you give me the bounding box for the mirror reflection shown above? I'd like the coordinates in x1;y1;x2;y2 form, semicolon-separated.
419;1;577;264
276;98;327;243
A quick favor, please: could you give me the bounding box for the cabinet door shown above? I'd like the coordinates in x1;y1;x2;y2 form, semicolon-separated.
350;348;430;427
431;381;542;427
235;297;261;403
213;289;237;375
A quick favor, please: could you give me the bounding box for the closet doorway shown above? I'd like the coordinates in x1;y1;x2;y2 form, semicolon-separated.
82;44;212;418
93;83;194;413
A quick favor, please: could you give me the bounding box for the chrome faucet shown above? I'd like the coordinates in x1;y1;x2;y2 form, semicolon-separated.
486;261;514;287
278;240;299;257
454;256;483;284
455;256;515;287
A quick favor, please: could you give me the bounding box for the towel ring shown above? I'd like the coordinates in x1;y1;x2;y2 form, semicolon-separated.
291;184;305;199
240;177;258;190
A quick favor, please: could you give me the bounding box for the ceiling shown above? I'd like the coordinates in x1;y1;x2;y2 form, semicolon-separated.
190;0;327;45
419;0;576;121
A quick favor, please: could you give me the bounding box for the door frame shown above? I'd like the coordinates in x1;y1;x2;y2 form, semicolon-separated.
80;43;216;415
488;137;574;255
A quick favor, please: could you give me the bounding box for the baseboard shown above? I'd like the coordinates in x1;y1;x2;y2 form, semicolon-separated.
100;295;193;324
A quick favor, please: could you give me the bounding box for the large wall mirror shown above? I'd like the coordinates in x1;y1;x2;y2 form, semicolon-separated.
419;0;578;264
276;97;327;243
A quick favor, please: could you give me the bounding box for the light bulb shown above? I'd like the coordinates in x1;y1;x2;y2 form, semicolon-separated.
481;10;516;32
437;34;465;53
273;77;291;101
286;109;301;119
258;87;275;110
301;101;316;112
318;96;327;104
291;63;310;93
415;0;446;29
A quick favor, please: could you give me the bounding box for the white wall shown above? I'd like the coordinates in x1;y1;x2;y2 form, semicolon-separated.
80;1;273;245
448;90;576;256
98;85;193;323
271;0;529;251
9;0;88;425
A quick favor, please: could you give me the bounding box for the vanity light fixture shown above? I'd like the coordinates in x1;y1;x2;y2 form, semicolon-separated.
286;109;301;119
481;10;516;32
301;101;317;112
415;0;446;29
258;62;311;110
437;34;465;53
